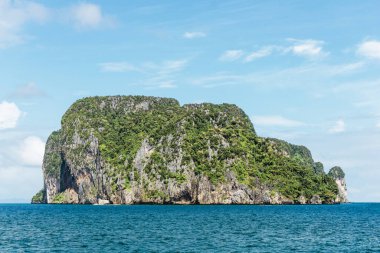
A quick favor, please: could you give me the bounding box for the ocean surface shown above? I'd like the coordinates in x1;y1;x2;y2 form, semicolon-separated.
0;203;379;252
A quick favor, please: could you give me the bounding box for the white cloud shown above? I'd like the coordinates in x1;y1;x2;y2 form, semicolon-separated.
0;133;44;202
183;31;206;39
18;136;45;166
0;0;49;48
376;121;380;129
328;119;345;134
245;47;273;62
220;39;327;62
99;62;139;72
219;50;244;61
68;3;112;29
287;39;327;59
0;101;22;130
251;115;304;127
0;165;42;202
357;40;380;60
0;1;117;48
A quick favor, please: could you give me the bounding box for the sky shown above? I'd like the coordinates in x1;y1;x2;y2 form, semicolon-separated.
0;0;380;202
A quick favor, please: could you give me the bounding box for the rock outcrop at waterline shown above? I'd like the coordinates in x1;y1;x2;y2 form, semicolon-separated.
31;96;348;204
328;166;348;203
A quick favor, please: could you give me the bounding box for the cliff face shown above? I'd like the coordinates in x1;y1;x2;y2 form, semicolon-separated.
328;166;348;203
32;96;347;204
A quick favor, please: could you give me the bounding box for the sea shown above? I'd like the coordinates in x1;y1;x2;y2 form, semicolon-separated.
0;203;378;252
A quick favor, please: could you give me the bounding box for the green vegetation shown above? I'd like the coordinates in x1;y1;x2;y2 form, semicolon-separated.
44;152;62;177
313;162;325;174
31;189;44;203
143;190;168;202
243;137;338;201
48;95;340;203
43;131;62;177
328;166;345;179
267;138;314;168
52;193;65;204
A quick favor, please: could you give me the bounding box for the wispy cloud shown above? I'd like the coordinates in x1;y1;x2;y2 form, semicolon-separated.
357;40;380;60
0;101;23;130
154;60;187;74
10;83;45;98
192;60;365;89
191;73;244;88
183;31;206;39
100;58;188;89
251;115;305;127
158;82;177;89
333;79;380;113
328;61;365;75
142;59;187;89
163;60;187;75
328;119;345;134
0;0;49;48
99;62;140;72
219;50;244;61
245;47;273;62
286;39;328;59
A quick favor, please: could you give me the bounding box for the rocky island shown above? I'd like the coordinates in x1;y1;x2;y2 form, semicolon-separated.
32;96;347;205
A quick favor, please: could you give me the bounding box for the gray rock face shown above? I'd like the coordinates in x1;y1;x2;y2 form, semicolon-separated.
310;195;322;204
41;131;287;204
335;178;348;203
328;166;348;203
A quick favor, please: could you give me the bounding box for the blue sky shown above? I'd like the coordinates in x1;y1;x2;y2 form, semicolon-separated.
1;0;380;202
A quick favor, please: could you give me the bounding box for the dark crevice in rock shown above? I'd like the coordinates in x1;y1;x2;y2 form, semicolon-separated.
59;154;77;193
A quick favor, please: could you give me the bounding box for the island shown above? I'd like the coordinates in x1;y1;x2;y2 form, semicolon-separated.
32;96;348;205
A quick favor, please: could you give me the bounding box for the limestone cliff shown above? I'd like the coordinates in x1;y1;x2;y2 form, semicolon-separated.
32;96;347;204
328;166;348;203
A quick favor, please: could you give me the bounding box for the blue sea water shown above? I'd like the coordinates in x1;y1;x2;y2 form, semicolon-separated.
0;203;379;252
